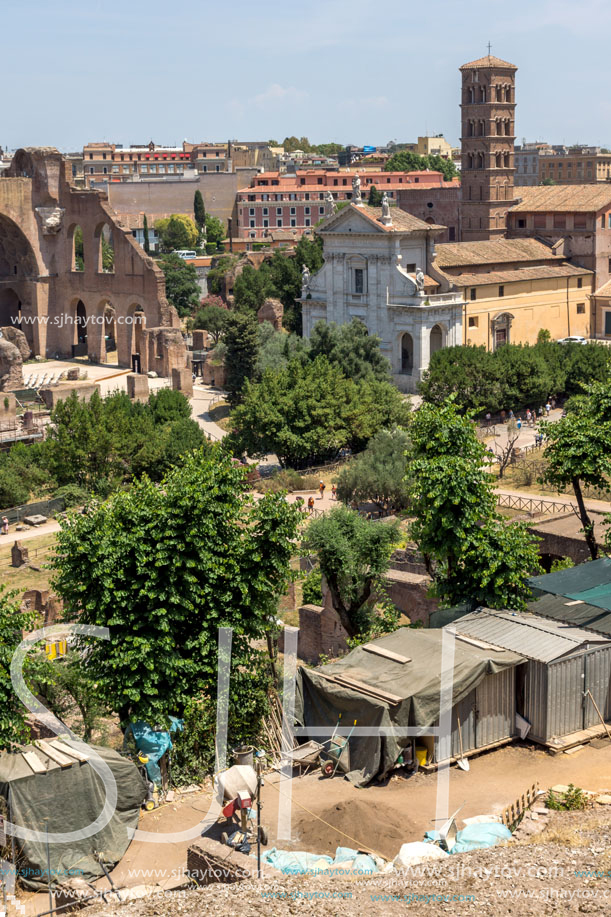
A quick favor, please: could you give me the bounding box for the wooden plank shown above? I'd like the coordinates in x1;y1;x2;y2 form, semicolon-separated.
50;740;90;763
34;740;74;769
22;751;46;774
331;674;403;705
362;643;411;664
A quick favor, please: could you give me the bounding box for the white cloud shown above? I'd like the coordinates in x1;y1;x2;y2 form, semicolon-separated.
252;84;309;107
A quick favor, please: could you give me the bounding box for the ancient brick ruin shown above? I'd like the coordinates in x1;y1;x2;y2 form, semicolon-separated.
0;147;188;387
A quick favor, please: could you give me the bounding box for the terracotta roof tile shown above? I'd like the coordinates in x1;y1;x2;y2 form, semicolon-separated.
460;55;517;70
445;263;591;287
347;204;442;233
436;238;560;267
511;184;611;213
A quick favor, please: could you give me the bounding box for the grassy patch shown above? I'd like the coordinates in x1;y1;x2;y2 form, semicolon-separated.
208;401;232;431
0;532;57;593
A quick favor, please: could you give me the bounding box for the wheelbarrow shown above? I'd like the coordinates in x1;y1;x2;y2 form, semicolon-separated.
281;716;358;778
319;715;357;778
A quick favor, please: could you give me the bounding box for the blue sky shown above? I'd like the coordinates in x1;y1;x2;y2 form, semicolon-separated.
3;0;610;152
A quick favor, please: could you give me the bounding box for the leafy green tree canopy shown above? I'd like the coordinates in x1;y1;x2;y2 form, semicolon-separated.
155;214;199;252
205;214;225;246
191;304;228;343
302;505;400;638
309;318;391;382
51;448;302;728
335;426;411;513
223;311;261;406
384;150;459;181
406;400;540;608
159;253;201;317
228;355;409;467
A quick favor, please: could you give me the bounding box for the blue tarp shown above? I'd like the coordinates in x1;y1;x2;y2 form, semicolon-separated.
262;846;378;875
425;822;511;853
124;718;183;785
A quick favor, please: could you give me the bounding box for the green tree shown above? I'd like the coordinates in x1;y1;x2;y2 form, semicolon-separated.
50;448;302;729
406;400;540;607
159;253;201;316
257;322;308;374
302;505;400;638
42;389;204;495
384;150;459;181
74;226;84;271
335;426;411;514
234;263;271;312
223;311;261;406
191;304;228;344
205;214;225;246
101;236;114;272
0;585;41;749
228;356;409;467
143;214;150;254
309;318;391;382
155;214;199;252
368;185;383;206
194;190;206;233
543;388;611;560
419;345;502;412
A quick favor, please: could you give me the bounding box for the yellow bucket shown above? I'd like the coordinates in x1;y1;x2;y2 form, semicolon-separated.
416;746;428;767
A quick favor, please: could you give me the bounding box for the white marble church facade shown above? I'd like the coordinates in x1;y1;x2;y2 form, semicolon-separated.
301;201;465;393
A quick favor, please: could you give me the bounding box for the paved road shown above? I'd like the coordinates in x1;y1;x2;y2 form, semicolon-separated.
190;383;227;441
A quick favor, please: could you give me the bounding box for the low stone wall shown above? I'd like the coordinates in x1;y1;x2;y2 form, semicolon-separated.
40;382;98;410
187;839;269;884
383;570;438;626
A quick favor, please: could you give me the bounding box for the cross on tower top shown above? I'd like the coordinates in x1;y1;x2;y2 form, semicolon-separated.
487;41;492;56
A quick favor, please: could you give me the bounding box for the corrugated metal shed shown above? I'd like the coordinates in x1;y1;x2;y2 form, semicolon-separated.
527;594;611;636
449;608;610;663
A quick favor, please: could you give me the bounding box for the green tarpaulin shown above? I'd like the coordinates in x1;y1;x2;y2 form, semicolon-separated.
0;741;146;890
295;628;521;787
530;558;611;611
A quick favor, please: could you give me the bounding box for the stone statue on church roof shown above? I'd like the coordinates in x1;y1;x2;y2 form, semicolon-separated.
352;173;362;206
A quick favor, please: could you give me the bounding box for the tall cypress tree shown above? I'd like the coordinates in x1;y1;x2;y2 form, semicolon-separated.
194;190;206;231
143;214;150;254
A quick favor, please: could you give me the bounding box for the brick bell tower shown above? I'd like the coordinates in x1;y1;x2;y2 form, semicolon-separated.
460;52;517;240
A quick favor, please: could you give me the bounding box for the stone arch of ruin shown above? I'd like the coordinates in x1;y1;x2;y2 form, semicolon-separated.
0;147;187;382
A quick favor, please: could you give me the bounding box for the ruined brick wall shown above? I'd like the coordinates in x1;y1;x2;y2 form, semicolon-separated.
0;148;187;373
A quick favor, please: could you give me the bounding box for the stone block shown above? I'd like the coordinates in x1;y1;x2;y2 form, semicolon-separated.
23;514;47;526
66;368;79;381
187;840;256;885
192;329;209;350
0;339;23;391
126;373;149;402
202;361;226;387
383;570;439;626
278;592;349;664
257;298;283;331
40;383;97;410
171;367;193;397
11;541;29;568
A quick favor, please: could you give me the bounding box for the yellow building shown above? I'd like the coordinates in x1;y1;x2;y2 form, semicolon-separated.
403;135;454;159
433;239;594;348
538;147;611;185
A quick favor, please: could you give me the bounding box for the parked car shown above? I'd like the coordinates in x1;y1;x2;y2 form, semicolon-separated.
557;335;588;345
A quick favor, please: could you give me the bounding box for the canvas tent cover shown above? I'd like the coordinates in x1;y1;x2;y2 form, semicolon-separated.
295;628;521;786
0;741;146;890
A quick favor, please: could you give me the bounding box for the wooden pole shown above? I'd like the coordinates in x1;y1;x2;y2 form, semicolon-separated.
585;690;611;740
